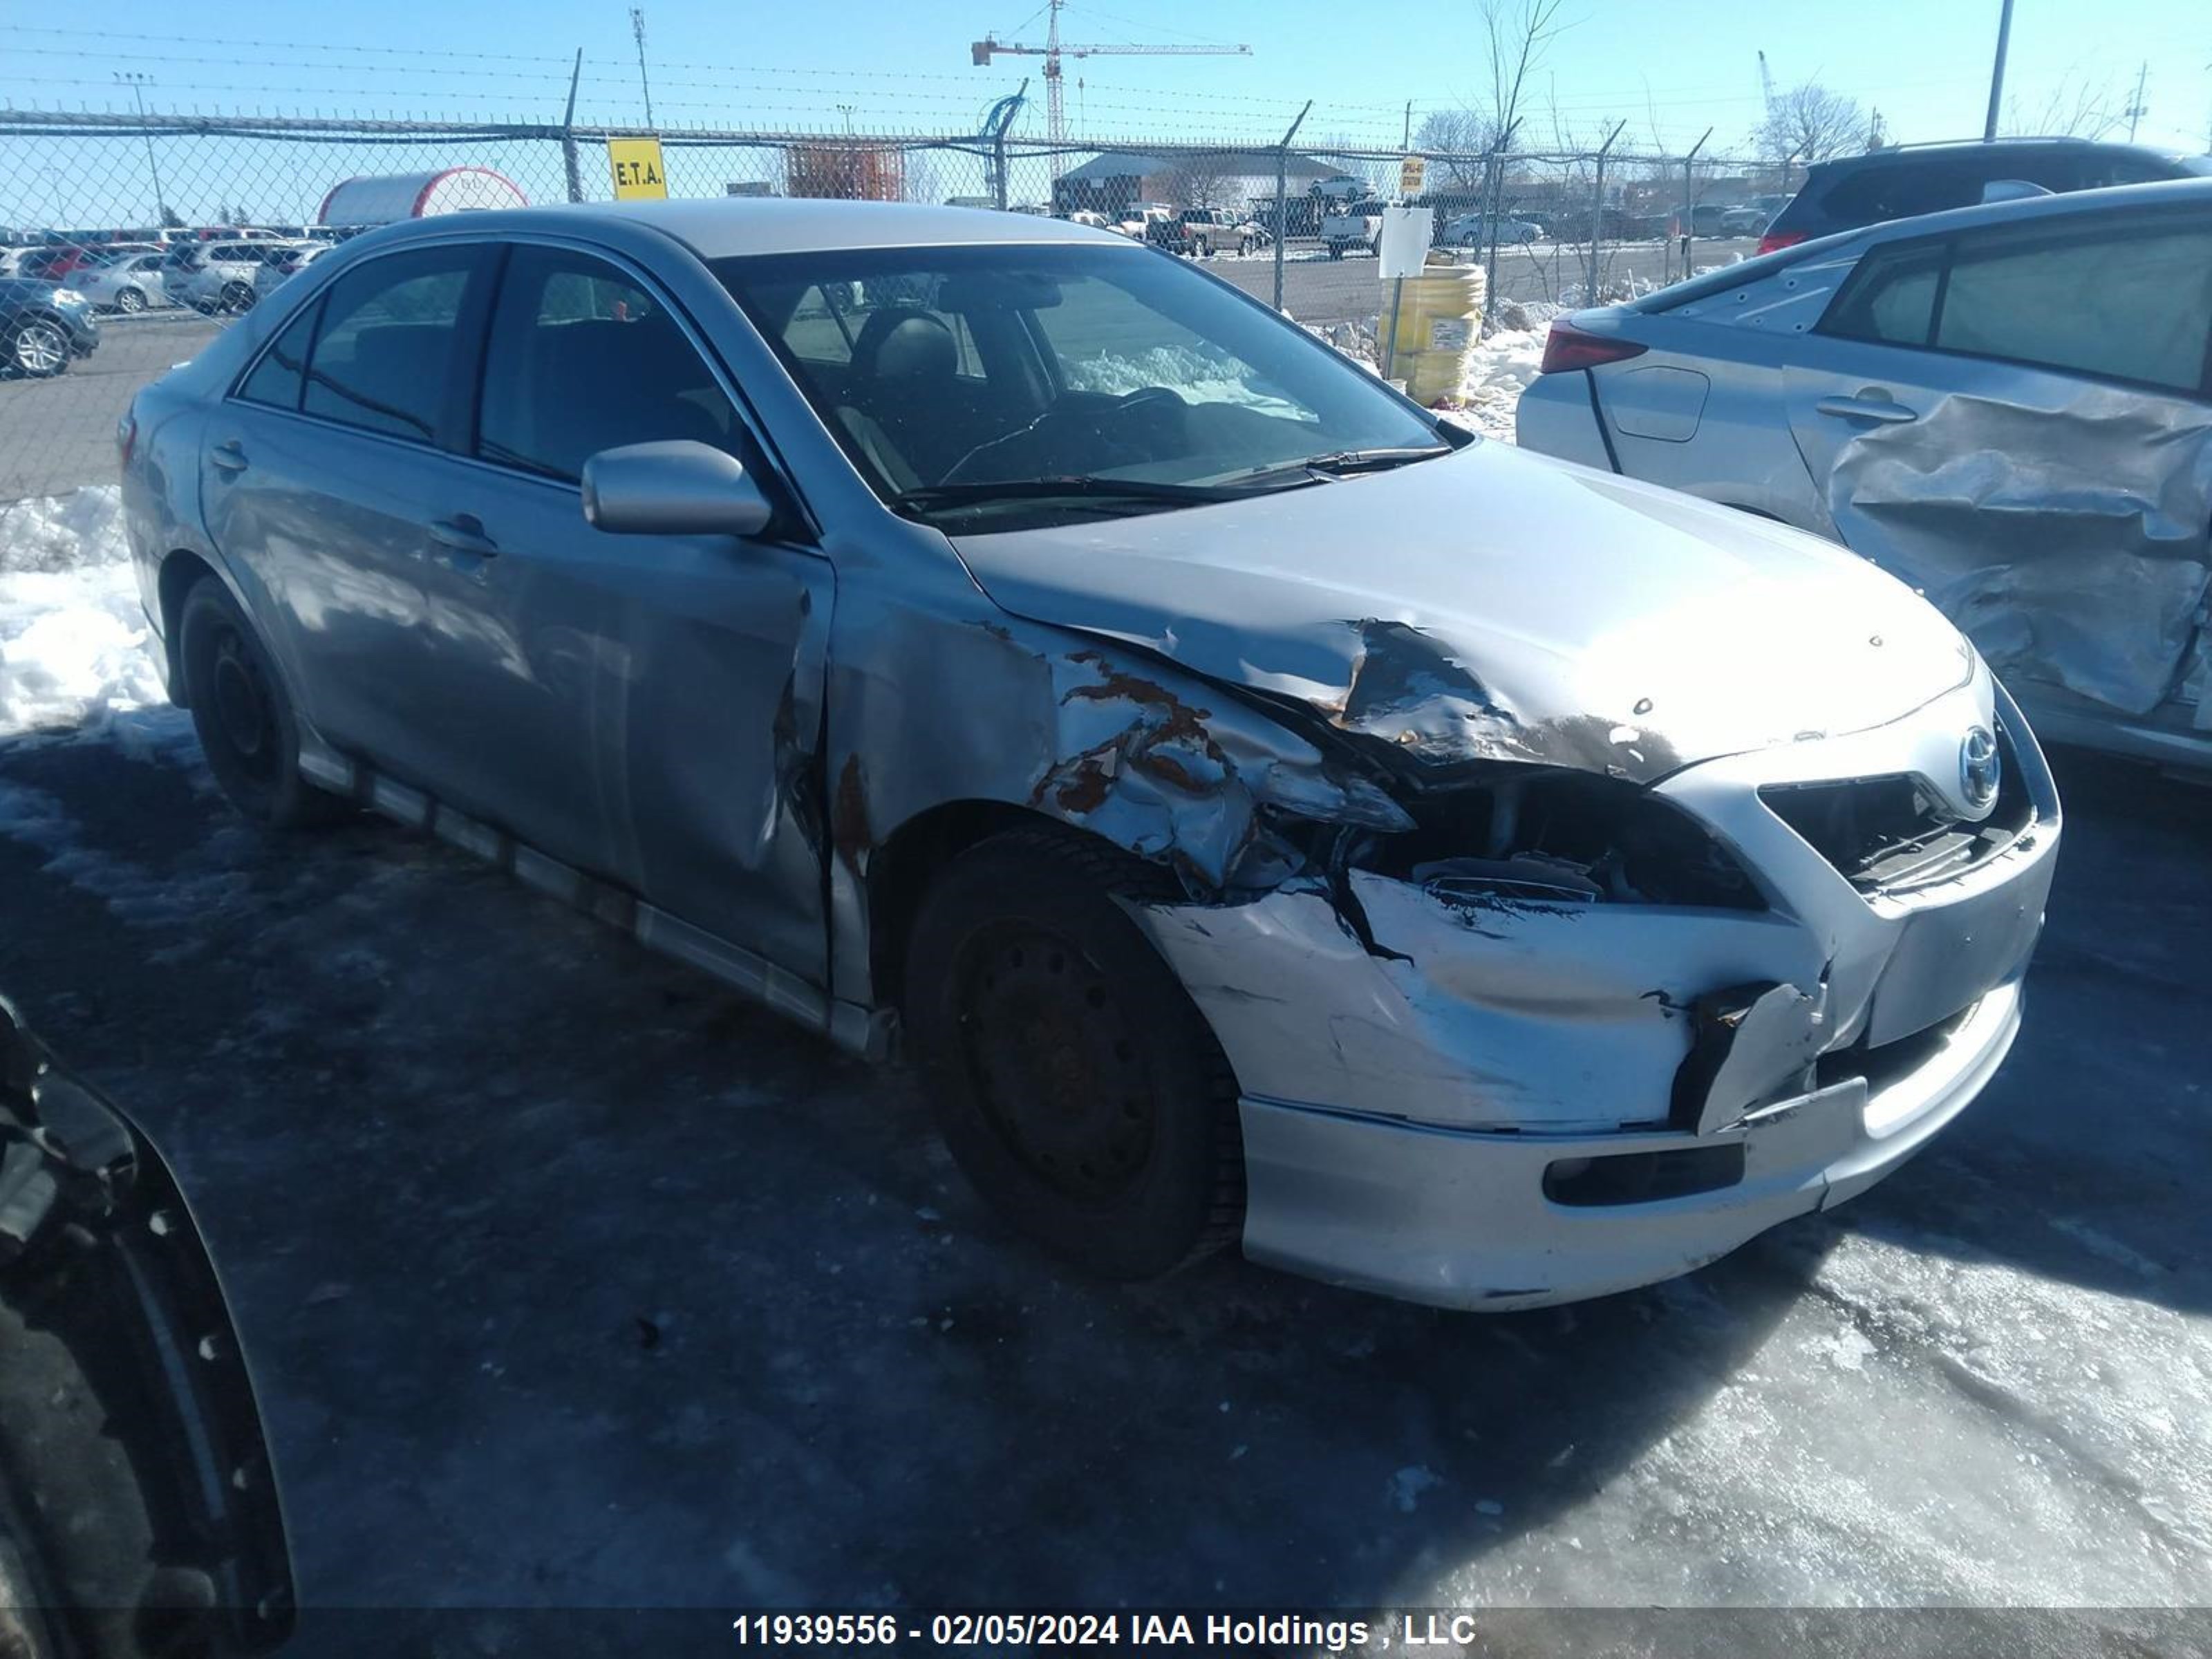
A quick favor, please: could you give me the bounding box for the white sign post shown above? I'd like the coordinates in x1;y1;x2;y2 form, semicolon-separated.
1377;205;1434;382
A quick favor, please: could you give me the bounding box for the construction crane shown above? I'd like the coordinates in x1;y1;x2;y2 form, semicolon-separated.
1756;49;1778;120
971;0;1250;171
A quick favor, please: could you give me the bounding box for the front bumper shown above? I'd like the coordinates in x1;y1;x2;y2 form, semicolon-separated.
1130;677;2059;1310
1234;975;2021;1309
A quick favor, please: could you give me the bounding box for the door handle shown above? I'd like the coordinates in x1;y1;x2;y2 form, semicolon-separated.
428;514;498;557
209;438;249;473
1815;393;1918;424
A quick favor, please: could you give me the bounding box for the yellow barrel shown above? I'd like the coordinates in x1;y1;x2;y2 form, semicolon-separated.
1381;258;1487;407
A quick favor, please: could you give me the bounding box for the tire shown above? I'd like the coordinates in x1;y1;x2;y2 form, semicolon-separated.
218;282;254;315
177;578;342;829
114;286;146;315
904;826;1244;1280
7;319;68;378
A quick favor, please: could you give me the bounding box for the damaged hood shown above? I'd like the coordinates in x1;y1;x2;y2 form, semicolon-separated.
950;443;1976;782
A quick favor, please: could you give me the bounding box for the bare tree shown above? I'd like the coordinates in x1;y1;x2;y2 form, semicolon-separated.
1414;109;1499;191
1479;0;1568;156
2003;77;2124;139
1473;0;1572;305
1153;151;1232;210
1755;82;1870;178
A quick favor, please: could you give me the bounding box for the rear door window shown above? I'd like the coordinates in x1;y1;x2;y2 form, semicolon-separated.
301;246;490;444
237;301;319;411
1820;241;1947;347
1935;217;2212;392
1818;212;2212;395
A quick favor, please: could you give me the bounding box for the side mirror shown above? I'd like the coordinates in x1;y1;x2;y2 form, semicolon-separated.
579;440;774;538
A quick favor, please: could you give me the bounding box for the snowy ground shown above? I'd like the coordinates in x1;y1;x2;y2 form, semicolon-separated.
1;472;2209;1645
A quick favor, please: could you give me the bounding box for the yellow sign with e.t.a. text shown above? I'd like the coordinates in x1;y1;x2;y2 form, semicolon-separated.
608;137;668;200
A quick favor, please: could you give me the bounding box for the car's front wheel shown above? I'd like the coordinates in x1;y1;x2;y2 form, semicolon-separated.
217;282;254;315
905;827;1244;1280
6;318;69;377
178;578;342;829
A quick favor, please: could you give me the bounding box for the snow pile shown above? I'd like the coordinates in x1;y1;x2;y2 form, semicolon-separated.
1436;327;1548;444
0;488;171;737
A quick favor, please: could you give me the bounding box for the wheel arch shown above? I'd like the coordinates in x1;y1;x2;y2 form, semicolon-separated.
155;548;223;707
863;797;1064;1015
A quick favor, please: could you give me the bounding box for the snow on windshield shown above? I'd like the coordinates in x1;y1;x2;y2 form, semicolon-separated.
1058;341;1309;420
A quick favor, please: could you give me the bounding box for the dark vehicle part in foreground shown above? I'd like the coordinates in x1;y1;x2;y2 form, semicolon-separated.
0;997;292;1658
1758;137;2212;253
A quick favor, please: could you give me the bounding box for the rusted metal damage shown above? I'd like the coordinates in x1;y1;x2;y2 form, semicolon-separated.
1004;627;1758;986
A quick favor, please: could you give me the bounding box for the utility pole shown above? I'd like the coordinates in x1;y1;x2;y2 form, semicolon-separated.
2125;62;2148;142
1273;99;1311;312
630;7;655;129
114;72;168;223
1981;0;2014;142
1403;100;1413;149
561;49;585;203
1678;126;1711;284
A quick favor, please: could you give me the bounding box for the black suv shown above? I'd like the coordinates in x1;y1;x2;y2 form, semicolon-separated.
1759;138;2212;252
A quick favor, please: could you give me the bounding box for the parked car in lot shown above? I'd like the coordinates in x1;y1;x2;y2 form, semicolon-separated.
162;240;308;315
71;248;177;313
1177;206;1268;256
0;279;97;376
1518;178;2212;772
0;995;294;1659
250;241;328;306
1720;196;1787;236
1758;137;2212;253
122;199;2059;1310
1441;212;1541;247
15;245;98;283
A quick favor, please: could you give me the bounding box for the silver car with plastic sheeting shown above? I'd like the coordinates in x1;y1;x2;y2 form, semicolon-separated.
121;200;2058;1311
1518;178;2212;773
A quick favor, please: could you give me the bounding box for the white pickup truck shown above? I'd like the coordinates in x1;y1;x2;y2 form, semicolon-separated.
1320;198;1385;259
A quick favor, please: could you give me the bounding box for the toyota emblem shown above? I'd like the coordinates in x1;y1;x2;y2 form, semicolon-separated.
1960;727;2000;810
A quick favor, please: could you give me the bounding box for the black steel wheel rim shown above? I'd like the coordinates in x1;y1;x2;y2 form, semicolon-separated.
957;922;1156;1200
208;625;279;783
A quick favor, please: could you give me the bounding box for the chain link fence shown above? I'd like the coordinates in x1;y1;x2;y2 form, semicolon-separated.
0;108;1766;507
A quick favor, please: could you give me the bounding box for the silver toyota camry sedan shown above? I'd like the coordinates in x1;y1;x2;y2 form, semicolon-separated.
120;200;2060;1310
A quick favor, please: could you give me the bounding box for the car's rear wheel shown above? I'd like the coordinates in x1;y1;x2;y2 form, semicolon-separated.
217;282;254;315
904;826;1244;1280
178;579;342;830
114;286;146;315
7;319;69;378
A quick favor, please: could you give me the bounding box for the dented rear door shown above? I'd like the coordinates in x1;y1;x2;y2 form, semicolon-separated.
1781;204;2212;722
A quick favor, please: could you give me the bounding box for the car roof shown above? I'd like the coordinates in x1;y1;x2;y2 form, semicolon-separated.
1835;173;2212;239
364;198;1120;261
1808;137;2197;174
1630;176;2212;315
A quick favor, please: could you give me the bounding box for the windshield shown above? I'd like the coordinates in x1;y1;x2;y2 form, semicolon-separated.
713;242;1446;529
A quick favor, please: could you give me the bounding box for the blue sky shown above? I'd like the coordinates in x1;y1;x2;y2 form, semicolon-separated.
3;0;2206;155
